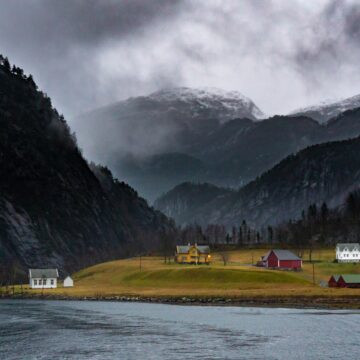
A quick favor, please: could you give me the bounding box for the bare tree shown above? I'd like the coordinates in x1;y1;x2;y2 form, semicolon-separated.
219;252;230;266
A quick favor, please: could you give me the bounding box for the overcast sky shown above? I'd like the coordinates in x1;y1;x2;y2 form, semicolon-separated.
1;0;360;119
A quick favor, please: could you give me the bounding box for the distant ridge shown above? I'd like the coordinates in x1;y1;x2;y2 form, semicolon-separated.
155;136;360;228
289;94;360;124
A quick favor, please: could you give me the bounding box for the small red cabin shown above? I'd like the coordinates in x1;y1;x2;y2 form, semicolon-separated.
329;274;360;288
328;275;340;288
262;249;302;270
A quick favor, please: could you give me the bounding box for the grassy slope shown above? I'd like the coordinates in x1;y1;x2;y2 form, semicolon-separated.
10;248;360;301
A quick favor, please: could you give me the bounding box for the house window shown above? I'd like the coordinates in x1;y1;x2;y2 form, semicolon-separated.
34;279;37;285
50;279;54;285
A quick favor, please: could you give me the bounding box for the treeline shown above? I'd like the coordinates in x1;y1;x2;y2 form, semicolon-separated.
273;190;360;249
177;221;261;246
170;189;360;252
0;54;37;89
0;54;78;151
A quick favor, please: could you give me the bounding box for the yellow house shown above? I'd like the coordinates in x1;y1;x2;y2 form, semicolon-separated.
175;244;211;264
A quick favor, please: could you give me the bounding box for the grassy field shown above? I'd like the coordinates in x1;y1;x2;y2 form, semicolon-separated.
5;248;360;304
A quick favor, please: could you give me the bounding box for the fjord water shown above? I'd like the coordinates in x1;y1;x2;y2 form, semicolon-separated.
0;300;359;360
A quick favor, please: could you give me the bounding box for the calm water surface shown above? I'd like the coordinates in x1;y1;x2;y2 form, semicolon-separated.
0;300;359;359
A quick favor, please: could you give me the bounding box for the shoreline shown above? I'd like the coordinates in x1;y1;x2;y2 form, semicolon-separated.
2;293;360;310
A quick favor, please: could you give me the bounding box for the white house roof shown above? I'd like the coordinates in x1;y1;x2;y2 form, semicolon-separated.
29;269;59;278
336;243;360;251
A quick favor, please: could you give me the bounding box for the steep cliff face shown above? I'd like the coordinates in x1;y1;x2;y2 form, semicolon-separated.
0;61;171;274
155;137;360;228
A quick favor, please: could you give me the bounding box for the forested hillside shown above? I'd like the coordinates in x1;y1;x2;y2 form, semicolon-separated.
156;136;360;229
0;56;173;277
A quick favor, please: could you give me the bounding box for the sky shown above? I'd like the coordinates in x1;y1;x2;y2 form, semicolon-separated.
1;0;360;120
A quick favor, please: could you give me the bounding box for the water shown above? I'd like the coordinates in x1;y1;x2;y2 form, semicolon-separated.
0;300;359;360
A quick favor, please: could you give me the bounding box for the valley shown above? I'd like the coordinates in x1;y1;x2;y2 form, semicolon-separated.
4;248;360;309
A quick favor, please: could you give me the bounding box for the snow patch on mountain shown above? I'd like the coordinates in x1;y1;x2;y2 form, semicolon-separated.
148;87;265;121
289;94;360;124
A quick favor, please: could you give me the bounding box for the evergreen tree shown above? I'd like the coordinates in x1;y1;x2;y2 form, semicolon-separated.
226;233;230;244
320;202;329;224
231;226;237;244
267;225;273;244
238;226;243;247
3;57;10;71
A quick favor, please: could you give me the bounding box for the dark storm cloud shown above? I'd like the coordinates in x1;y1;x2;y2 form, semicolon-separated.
292;0;360;89
0;0;182;47
1;0;360;120
0;0;184;115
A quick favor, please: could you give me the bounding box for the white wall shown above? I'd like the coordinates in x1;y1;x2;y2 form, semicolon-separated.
336;249;360;262
30;278;57;289
63;277;74;287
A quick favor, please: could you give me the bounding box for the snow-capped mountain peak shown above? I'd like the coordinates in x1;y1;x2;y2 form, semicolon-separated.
289;94;360;124
147;87;265;121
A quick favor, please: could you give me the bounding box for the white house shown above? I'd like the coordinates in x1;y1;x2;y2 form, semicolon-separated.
63;276;74;287
336;243;360;263
29;268;59;289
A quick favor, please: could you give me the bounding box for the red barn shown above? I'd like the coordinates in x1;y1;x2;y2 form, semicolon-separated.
262;249;302;270
328;275;340;288
334;274;360;288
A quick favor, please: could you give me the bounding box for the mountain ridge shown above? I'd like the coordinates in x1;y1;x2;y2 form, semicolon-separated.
290;94;360;124
75;85;360;203
155;136;360;228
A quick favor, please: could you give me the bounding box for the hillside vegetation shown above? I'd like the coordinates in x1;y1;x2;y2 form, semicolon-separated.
11;248;360;305
156;136;360;229
0;56;172;277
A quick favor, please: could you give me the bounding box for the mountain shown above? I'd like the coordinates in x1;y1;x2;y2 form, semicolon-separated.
146;87;265;121
0;57;172;275
74;87;265;200
155;136;360;228
325;107;360;140
76;85;360;202
290;94;360;124
154;182;234;225
74;86;264;160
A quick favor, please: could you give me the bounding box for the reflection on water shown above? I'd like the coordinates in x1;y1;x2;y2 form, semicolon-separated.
0;300;359;360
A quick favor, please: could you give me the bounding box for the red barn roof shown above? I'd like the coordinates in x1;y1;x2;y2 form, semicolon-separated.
263;249;301;261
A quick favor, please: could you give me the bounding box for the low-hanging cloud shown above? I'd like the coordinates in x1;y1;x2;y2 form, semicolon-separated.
1;0;360;120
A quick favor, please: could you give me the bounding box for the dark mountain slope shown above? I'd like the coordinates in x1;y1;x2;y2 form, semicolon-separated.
156;137;360;228
115;152;207;200
0;58;171;275
326;107;360;141
154;182;234;225
193;115;323;186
